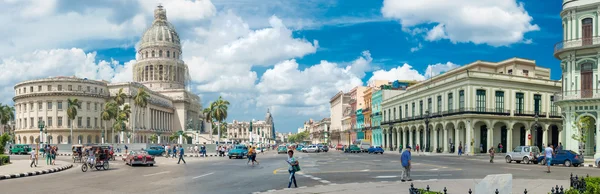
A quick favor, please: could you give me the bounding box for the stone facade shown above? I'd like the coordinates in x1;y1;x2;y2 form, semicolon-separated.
381;58;562;154
227;110;274;144
555;0;600;157
329;91;350;146
371;89;383;146
13;5;206;145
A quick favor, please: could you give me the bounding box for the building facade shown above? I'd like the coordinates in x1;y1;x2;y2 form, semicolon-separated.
13;5;207;145
329;91;350;146
381;58;562;154
555;0;600;157
371;89;383;146
226;110;274;144
362;87;373;144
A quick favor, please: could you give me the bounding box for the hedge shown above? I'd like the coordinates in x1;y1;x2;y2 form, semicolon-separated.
0;154;9;166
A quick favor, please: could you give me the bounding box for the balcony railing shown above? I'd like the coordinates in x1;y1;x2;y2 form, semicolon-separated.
554;36;600;55
555;89;600;101
386;108;515;124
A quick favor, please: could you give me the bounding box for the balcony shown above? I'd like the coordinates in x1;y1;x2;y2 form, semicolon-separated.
555;89;600;101
554;37;600;57
514;110;545;117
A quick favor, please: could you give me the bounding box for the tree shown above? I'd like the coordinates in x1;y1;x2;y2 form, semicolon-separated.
0;105;15;144
571;113;595;154
211;96;230;143
112;104;131;143
67;98;81;144
149;134;158;144
133;88;149;143
0;133;9;154
101;102;118;143
169;131;189;143
114;88;127;106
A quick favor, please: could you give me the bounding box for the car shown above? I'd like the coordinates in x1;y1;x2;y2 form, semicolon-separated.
124;150;155;166
255;147;264;153
538;150;584;167
277;145;288;154
368;146;384;154
303;145;320;153
348;145;362;153
595;157;600;168
336;144;344;150
146;146;165;156
296;145;304;152
228;145;248;159
9;144;31;155
358;141;371;153
505;146;541;164
318;145;329;152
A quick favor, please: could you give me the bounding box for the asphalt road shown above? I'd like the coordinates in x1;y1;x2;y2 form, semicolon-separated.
2;151;599;194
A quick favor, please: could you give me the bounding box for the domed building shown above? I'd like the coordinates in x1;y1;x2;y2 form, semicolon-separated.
12;5;208;145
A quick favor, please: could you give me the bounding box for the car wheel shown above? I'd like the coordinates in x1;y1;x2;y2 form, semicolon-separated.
565;160;572;167
542;159;546;165
150;164;154;166
523;157;529;164
505;156;512;163
574;164;579;167
229;156;232;159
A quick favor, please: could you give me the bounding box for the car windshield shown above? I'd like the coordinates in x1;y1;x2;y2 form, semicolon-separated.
133;151;148;155
568;150;578;155
278;146;286;149
531;147;540;152
235;146;246;149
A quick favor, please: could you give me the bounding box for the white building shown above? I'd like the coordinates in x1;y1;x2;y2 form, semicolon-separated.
13;5;207;145
329;91;350;146
226;110;274;144
554;0;600;157
381;58;562;154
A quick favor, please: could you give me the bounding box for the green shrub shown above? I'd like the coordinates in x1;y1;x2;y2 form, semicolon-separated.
584;177;600;194
0;133;9;154
0;154;9;166
416;189;443;194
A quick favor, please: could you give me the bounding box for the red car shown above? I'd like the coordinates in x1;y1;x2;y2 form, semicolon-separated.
123;150;155;166
336;144;344;150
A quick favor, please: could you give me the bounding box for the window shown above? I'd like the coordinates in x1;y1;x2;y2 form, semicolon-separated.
476;90;486;112
448;93;453;112
437;96;442;113
47;102;52;110
393;108;396;120
47;85;52;91
550;96;558;115
47;117;52;127
94;118;98;128
159;50;163;57
508;69;513;75
412;102;415;118
38;102;42;110
95;87;97;93
38;85;41;91
383;111;386;122
427;98;432;114
534;94;542;115
405;104;408;119
419;100;423;116
58;117;62;127
30;103;33;111
78;85;82;91
100;89;103;93
58;85;62;91
167;51;170;58
87;102;91;110
399;106;403;120
30;117;33;128
516;93;524;114
495;91;504;113
68;85;72;91
523;70;529;77
38;117;42;126
58;101;63;110
152;50;155;57
459;90;465;111
94;103;98;111
30;86;33;92
77;117;82;127
86;86;90;92
86;117;90;128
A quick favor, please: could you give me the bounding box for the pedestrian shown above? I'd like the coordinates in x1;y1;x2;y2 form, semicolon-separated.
51;146;57;165
194;144;199;157
30;148;37;168
400;146;412;182
480;144;484;153
46;146;53;165
498;143;503;153
201;143;206;157
177;145;186;164
557;142;563;152
124;144;128;154
416;144;420;154
172;145;177;158
545;144;555;173
458;143;463;156
488;147;495;163
286;150;299;188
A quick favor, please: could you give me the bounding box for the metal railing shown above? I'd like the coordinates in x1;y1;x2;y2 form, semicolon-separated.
555;89;600;101
554;36;600;54
388;108;513;124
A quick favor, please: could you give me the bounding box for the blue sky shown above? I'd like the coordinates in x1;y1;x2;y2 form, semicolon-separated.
0;0;564;133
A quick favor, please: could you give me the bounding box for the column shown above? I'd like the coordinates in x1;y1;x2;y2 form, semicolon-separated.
397;130;401;149
433;128;438;152
454;127;459;153
526;128;532;146
423;128;428;152
542;126;549;147
383;132;387;148
466;122;473;155
416;129;421;148
391;130;396;151
408;129;413;149
596;115;600;158
507;128;513;152
487;128;493;153
443;128;448;153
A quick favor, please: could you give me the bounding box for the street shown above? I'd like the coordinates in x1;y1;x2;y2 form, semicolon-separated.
1;150;599;194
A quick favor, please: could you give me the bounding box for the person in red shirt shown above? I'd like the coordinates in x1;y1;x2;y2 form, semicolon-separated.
416;144;420;153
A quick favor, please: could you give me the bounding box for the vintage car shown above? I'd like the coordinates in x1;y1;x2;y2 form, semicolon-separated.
123;150;155;166
277;145;288;154
537;150;584;167
368;146;385;154
348;145;362;153
336;144;344;150
9;144;31;155
296;145;305;152
147;146;166;156
228;145;248;159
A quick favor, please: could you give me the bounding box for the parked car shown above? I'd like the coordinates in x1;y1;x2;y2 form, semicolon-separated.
595;157;600;168
505;146;541;164
146;146;165;156
9;144;31;155
318;145;329;152
348;145;362;153
277;145;288;154
124;150;155;166
303;145;320;153
296;145;305;152
228;145;248;159
538;150;584;167
368;146;384;154
336;144;344;150
358;140;371;152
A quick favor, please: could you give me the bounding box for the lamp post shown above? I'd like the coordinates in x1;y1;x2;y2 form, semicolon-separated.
425;110;430;152
532;113;539;148
37;120;45;164
101;129;105;144
347;130;351;146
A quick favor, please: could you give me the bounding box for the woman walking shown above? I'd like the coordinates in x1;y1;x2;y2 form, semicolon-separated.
286;150;299;188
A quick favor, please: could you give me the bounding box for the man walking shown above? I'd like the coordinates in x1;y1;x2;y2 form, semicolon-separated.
545;144;555;173
488;147;495;163
400;146;412;182
177;145;186;164
30;148;37;167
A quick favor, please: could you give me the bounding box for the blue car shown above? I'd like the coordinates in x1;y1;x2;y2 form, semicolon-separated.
537;150;584;167
296;145;304;151
368;146;384;154
146;146;165;156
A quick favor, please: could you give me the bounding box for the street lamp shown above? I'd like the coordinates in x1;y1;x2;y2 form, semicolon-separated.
101;129;105;144
533;113;539;148
37;120;45;164
425;110;430;152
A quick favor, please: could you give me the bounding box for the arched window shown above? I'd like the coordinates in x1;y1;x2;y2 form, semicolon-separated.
145;51;148;58
152;50;155;57
159;50;163;57
87;135;92;143
57;135;63;144
95;135;100;143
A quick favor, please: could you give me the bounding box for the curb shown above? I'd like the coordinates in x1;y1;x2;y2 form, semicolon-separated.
54;153;223;158
0;164;74;181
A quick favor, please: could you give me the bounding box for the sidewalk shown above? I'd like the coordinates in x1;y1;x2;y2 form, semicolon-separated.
0;159;73;180
256;178;569;194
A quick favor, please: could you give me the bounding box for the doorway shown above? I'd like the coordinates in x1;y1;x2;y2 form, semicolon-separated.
581;63;593;98
535;126;543;151
480;125;488;153
551;125;559;148
582;18;593;45
520;127;526;146
500;126;507;153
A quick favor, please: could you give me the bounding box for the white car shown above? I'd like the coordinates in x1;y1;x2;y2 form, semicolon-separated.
303;145;320;153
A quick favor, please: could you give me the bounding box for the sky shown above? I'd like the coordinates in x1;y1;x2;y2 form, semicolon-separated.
0;0;564;133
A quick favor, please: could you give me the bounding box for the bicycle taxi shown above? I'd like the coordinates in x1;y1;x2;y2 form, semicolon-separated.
72;144;84;163
81;145;110;172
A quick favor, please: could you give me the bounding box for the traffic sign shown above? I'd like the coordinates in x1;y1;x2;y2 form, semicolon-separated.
527;134;532;140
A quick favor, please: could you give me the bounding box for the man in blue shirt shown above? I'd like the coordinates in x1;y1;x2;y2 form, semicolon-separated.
400;146;412;182
177;145;186;164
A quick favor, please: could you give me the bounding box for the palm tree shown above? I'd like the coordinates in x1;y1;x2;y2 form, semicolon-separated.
133;88;150;143
211;96;230;143
149;134;158;144
0;105;15;143
101;102;118;143
169;131;189;143
114;88;127;106
67;98;81;144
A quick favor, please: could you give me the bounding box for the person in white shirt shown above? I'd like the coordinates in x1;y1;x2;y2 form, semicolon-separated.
545;144;555;173
194;145;199;157
30;149;37;168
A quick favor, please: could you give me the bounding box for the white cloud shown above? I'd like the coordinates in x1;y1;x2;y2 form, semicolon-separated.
410;43;423;52
369;64;425;82
344;50;372;79
424;62;461;78
381;0;540;46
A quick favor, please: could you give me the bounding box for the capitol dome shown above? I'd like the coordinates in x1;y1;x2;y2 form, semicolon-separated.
139;5;181;50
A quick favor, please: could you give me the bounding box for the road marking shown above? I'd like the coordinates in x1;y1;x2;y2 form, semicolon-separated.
311;177;322;180
143;171;170;177
375;176;398;178
320;180;331;184
361;169;370;172
503;167;531;171
431;169;439;171
372;160;381;162
273;168;285;175
412;174;452;177
192;172;215;179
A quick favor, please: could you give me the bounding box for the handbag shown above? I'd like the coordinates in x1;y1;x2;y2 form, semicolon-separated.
293;164;301;172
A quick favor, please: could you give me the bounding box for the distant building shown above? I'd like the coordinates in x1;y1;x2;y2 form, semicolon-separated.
227;110;274;144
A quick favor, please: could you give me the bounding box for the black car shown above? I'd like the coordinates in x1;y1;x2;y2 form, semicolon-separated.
318;145;329;152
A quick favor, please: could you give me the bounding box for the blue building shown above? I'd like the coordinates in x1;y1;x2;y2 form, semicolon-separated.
371;89;383;146
356;109;364;141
